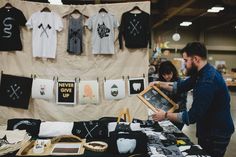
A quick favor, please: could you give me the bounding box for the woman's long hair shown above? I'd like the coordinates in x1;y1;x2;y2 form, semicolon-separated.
158;60;179;82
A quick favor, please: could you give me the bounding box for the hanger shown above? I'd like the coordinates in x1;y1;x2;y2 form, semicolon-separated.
99;7;107;13
129;5;142;12
4;2;13;9
41;7;51;12
63;9;89;19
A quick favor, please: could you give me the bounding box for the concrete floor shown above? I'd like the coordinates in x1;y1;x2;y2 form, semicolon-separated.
182;91;236;157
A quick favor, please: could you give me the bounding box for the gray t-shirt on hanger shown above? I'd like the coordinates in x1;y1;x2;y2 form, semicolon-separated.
67;15;83;54
85;12;119;54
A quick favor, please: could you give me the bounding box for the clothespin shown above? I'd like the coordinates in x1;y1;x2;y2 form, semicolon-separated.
104;77;106;82
56;76;58;82
122;76;125;80
127;75;130;80
53;76;55;81
75;77;77;82
143;73;145;78
97;77;99;82
78;78;80;83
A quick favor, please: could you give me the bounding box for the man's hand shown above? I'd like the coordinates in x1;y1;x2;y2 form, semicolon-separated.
152;109;166;121
149;81;160;88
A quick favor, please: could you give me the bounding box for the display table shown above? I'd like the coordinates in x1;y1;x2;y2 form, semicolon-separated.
0;120;209;157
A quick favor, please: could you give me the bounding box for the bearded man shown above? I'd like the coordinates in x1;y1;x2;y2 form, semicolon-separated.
151;42;234;157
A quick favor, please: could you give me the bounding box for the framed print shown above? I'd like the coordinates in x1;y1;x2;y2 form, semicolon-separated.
104;79;125;100
128;77;146;95
56;80;76;105
31;78;54;100
137;86;177;112
79;80;99;104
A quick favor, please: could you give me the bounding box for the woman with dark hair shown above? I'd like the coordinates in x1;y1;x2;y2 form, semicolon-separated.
157;60;187;130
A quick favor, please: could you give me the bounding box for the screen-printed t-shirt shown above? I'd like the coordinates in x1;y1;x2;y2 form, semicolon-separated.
85;12;119;54
26;11;63;59
0;6;26;51
67;15;84;55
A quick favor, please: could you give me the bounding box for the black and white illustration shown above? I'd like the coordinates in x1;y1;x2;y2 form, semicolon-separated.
38;23;51;38
2;17;14;38
0;74;32;109
143;88;172;112
56;80;76;105
128;19;142;37
104;79;125;100
138;86;177;113
128;77;146;95
97;22;110;38
31;78;54;100
72;121;106;139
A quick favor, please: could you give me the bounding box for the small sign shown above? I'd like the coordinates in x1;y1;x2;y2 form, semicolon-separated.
56;81;76;105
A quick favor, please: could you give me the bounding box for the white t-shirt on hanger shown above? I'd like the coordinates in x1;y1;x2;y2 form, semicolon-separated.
85;12;119;54
26;11;63;59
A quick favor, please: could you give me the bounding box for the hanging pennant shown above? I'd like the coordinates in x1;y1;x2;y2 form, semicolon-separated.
0;74;33;109
79;80;99;104
104;79;125;100
128;77;146;95
56;80;76;105
31;78;54;100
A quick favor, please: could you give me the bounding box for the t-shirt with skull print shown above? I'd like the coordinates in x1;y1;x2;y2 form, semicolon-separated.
85;12;119;54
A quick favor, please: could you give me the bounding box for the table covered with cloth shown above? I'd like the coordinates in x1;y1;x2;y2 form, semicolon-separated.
0;119;210;157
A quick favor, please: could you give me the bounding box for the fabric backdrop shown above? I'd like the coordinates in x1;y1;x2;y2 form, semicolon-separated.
0;0;150;124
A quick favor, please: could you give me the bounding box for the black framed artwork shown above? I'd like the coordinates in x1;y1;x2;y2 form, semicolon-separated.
128;77;145;95
56;81;76;105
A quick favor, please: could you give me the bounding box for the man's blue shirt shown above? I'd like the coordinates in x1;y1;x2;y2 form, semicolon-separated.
176;63;234;138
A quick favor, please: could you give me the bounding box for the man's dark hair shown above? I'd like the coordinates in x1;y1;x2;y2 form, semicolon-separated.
158;61;179;82
181;42;208;59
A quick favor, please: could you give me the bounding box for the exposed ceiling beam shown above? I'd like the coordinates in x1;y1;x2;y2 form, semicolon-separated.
205;18;236;31
152;0;196;29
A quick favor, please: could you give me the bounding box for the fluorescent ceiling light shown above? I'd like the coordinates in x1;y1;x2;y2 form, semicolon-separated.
207;9;220;13
212;7;224;11
180;21;192;26
49;0;63;5
207;6;224;13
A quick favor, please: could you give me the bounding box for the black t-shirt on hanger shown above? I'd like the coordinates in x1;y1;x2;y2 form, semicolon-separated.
0;6;26;51
119;11;151;49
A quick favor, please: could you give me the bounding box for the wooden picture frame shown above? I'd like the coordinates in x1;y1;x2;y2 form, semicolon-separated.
137;86;178;112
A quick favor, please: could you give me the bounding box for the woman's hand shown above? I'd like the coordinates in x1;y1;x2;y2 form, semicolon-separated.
151;109;166;121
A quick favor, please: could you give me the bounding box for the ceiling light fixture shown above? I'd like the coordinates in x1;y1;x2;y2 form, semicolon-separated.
207;6;224;13
180;21;192;27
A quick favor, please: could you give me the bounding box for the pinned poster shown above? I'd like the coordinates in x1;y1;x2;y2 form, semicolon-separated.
0;74;33;109
104;79;125;100
128;77;146;95
56;81;76;105
31;78;54;100
79;80;99;104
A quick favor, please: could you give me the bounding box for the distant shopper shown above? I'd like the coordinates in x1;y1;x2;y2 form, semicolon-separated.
151;42;234;157
157;60;187;130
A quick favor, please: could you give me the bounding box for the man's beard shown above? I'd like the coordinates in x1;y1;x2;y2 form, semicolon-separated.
186;63;198;76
